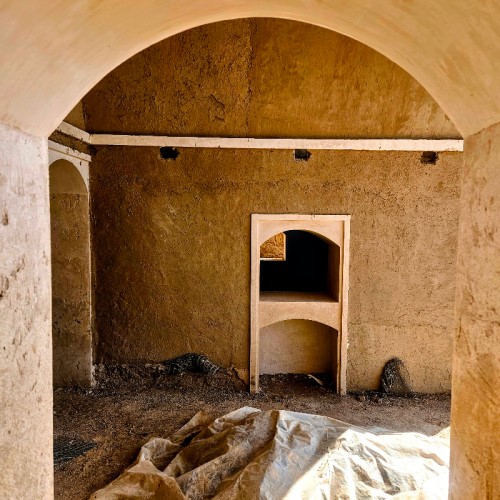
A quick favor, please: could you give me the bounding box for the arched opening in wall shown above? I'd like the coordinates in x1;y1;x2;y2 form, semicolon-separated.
259;319;338;391
49;160;92;387
64;19;455;403
260;230;340;300
42;15;462;496
2;0;495;491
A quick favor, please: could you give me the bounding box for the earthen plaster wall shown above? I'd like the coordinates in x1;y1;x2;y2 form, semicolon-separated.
91;146;460;392
450;123;500;495
84;19;459;139
86;19;462;392
0;124;53;498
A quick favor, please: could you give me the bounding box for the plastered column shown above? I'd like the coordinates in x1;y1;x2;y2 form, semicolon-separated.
450;122;500;498
0;124;53;498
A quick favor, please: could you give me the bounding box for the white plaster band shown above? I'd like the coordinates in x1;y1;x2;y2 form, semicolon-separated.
48;140;91;162
57;121;92;144
58;123;463;152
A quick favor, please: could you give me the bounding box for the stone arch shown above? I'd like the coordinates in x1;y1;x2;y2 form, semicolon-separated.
49;159;87;195
0;3;499;498
2;2;500;137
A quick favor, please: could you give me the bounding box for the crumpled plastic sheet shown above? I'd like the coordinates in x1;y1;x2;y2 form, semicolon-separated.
91;406;449;499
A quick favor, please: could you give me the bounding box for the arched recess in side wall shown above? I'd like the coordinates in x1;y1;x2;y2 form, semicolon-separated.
49;159;93;387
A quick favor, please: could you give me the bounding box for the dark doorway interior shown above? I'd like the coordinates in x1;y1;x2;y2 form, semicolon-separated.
260;230;329;293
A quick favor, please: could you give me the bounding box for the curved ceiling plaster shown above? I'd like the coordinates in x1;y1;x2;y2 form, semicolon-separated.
2;1;500;137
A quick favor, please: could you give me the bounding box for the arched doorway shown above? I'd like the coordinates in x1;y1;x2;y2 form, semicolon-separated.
0;3;499;498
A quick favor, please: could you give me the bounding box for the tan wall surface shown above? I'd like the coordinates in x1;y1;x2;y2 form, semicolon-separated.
64;101;86;130
449;122;500;497
0;124;53;498
85;19;461;392
50;160;92;387
91;146;460;392
84;19;459;139
260;320;335;375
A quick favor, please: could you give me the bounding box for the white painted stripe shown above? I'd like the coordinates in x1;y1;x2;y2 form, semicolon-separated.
48;140;91;162
91;134;463;151
57;121;91;143
58;122;464;152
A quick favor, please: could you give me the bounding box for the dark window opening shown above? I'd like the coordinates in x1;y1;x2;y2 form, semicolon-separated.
420;151;439;164
260;230;338;297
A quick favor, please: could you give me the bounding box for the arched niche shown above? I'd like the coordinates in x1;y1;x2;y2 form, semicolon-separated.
49;158;87;195
260;230;341;300
251;214;350;394
260;319;338;389
49;159;92;387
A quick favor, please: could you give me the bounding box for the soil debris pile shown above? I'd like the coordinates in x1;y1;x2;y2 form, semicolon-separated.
381;357;413;396
92;357;246;394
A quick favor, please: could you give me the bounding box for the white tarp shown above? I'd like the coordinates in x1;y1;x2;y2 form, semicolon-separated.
91;407;449;499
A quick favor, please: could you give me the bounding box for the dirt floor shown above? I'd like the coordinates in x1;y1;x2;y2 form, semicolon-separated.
54;369;451;500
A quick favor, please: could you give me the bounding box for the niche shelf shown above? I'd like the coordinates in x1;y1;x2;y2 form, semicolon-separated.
259;291;336;302
250;214;350;395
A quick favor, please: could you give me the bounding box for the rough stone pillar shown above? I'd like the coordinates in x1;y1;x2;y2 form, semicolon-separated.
450;122;500;498
0;124;53;498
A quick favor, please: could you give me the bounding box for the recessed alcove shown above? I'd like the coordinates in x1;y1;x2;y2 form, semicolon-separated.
250;214;350;394
259;319;338;390
260;230;340;301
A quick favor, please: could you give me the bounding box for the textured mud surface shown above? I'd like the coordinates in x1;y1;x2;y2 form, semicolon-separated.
84;19;459;138
50;185;92;387
90;146;461;392
83;18;463;394
54;374;450;500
